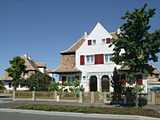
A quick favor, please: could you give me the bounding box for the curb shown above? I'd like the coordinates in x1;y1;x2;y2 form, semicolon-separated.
0;108;159;120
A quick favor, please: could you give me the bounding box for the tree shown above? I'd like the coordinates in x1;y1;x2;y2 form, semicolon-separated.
111;67;124;104
6;56;26;90
0;81;5;90
110;4;160;81
25;71;52;91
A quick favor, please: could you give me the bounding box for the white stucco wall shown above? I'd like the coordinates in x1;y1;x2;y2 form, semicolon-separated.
76;22;118;72
75;22;119;92
38;68;45;73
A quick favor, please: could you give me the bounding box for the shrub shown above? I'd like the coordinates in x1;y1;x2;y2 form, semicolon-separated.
138;96;147;108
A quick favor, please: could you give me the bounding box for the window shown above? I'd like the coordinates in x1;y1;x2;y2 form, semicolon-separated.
93;40;96;45
106;38;111;44
95;54;104;64
88;40;92;45
102;39;106;43
86;55;94;64
105;54;112;63
102;38;112;44
80;55;85;65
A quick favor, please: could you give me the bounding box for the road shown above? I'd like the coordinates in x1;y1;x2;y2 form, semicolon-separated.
0;97;159;120
0;110;121;120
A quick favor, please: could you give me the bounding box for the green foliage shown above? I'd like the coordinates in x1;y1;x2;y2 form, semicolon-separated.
16;104;160;118
133;85;144;94
0;80;5;90
63;80;80;87
124;87;137;106
110;4;160;75
61;80;80;97
5;56;26;90
111;67;124;104
48;81;59;91
138;96;147;108
24;71;52;91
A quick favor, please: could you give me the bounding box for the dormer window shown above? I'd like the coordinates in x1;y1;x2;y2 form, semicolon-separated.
88;40;96;45
93;40;96;45
106;38;111;44
102;39;106;43
102;38;112;44
88;40;92;45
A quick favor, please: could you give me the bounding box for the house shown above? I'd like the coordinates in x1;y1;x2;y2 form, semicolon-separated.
54;22;160;93
0;54;54;91
54;22;120;92
147;68;160;92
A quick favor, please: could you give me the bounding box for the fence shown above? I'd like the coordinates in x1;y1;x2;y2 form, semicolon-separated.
12;91;112;104
0;90;12;97
147;91;160;105
2;90;160;105
155;92;160;104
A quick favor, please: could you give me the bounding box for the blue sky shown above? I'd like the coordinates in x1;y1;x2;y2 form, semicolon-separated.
0;0;160;75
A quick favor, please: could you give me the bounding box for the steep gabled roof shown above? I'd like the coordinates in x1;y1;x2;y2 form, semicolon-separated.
60;35;85;54
88;22;112;38
46;68;55;73
34;61;46;68
0;55;47;81
60;22;118;55
54;53;81;73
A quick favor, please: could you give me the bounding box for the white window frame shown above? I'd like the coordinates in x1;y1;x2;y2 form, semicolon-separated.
104;54;113;63
86;55;94;64
92;40;96;45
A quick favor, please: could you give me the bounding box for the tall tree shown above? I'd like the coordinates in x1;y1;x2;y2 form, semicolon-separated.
111;67;123;104
110;4;160;81
6;56;26;90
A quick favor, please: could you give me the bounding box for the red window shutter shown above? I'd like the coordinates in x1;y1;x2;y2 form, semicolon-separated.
121;80;126;85
136;79;143;85
136;74;143;85
106;38;111;44
95;54;104;64
88;40;92;45
80;55;85;65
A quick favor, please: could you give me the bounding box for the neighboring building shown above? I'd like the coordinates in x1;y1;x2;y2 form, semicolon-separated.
147;69;160;92
0;54;54;91
46;68;55;78
54;22;160;93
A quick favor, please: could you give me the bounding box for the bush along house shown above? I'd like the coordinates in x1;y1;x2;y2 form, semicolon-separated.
54;22;160;93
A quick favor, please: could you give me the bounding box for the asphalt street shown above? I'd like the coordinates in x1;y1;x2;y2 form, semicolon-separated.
0;111;120;120
0;97;159;120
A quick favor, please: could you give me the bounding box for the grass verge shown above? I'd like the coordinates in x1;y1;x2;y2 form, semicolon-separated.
15;104;160;118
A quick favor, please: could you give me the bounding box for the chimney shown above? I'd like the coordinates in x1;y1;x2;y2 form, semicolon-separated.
84;32;87;37
117;28;121;34
24;54;28;58
24;53;32;60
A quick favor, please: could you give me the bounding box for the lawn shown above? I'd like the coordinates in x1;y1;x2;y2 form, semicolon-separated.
15;104;160;118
